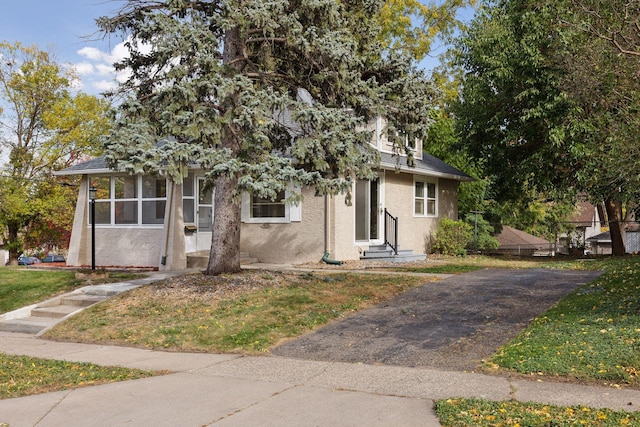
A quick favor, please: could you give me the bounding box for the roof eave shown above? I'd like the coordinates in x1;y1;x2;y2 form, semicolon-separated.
378;161;475;182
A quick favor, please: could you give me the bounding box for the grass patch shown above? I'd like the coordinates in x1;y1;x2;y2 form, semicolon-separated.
435;398;639;426
486;257;640;386
388;255;607;274
0;268;143;314
45;271;429;353
0;352;158;399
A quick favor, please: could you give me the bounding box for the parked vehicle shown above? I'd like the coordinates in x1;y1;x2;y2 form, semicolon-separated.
42;254;66;263
18;255;41;265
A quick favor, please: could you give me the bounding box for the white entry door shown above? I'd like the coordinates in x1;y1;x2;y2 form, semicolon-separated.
197;178;214;251
355;177;383;244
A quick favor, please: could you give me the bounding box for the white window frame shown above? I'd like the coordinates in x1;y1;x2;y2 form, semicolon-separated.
88;175;167;228
241;188;302;224
413;177;437;217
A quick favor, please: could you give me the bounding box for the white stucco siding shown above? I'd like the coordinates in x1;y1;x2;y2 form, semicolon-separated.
384;172;433;255
93;228;163;268
332;192;359;261
240;190;326;264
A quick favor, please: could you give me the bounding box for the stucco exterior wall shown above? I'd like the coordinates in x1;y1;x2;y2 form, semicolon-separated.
92;228;163;268
240;188;326;264
332;192;359;261
383;171;434;255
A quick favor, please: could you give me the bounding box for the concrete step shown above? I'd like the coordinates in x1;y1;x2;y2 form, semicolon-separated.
360;244;426;263
360;253;426;263
60;294;108;307
31;304;80;319
0;317;56;334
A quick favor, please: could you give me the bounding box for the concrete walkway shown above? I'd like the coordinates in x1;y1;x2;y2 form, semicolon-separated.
1;265;640;426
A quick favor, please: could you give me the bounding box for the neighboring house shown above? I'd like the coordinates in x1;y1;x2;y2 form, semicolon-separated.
55;118;472;270
586;232;612;255
587;231;640;255
493;226;554;256
558;198;603;254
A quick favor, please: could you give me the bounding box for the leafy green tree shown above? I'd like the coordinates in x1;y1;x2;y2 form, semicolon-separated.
99;0;436;275
0;42;110;263
464;212;499;252
451;0;640;254
376;0;476;60
557;0;640;254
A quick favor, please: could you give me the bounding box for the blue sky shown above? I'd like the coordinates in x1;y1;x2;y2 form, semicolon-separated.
1;0;127;96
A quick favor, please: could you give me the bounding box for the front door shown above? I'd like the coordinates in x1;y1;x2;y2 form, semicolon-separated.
197;178;213;251
355;177;383;243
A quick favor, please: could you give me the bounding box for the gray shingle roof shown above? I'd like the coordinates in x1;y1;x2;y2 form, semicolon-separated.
379;151;473;181
57;149;472;182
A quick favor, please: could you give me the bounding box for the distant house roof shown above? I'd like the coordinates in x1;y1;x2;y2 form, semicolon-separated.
571;199;598;228
586;231;611;243
56;147;473;182
496;226;552;251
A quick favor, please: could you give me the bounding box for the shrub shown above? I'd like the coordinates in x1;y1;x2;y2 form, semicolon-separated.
464;213;500;252
432;218;472;256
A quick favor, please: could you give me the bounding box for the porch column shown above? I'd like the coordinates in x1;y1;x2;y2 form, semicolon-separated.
159;180;187;271
67;176;90;267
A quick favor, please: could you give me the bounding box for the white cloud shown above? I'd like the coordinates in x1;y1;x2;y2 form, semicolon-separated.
72;38;152;96
93;79;118;92
73;62;95;75
72;40;130;95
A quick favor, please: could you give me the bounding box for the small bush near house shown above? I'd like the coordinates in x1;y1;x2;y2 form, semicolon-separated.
464;213;500;252
432;218;472;256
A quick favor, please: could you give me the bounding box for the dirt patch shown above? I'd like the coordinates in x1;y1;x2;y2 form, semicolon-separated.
272;268;602;371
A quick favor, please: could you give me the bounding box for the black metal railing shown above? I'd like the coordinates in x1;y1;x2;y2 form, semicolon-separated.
384;208;398;255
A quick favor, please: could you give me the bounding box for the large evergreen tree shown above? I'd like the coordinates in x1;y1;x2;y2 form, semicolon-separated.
99;0;435;275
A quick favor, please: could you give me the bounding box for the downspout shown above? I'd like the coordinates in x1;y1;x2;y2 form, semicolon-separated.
322;194;343;265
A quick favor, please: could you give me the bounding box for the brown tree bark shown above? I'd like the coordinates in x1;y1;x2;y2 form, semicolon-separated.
206;175;242;275
205;26;244;275
605;197;626;256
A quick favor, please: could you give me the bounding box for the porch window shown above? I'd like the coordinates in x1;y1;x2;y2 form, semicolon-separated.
182;173;195;223
414;179;436;216
88;175;167;226
114;176;137;224
141;176;166;224
91;177;111;224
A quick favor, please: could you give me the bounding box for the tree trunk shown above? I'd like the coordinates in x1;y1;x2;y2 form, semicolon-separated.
205;175;242;275
605;197;626;256
6;223;21;266
205;26;244;275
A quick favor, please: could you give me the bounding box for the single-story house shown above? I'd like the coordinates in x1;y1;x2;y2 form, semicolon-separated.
56;118;472;270
492;226;554;256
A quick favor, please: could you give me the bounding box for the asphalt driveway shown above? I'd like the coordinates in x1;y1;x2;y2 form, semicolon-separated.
272;268;602;370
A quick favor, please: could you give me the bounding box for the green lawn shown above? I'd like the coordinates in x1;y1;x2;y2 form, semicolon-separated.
435;398;639;426
486;257;640;386
0;268;82;313
0;353;159;399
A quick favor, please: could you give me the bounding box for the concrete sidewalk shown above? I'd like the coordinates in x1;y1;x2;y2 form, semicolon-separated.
2;332;640;427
